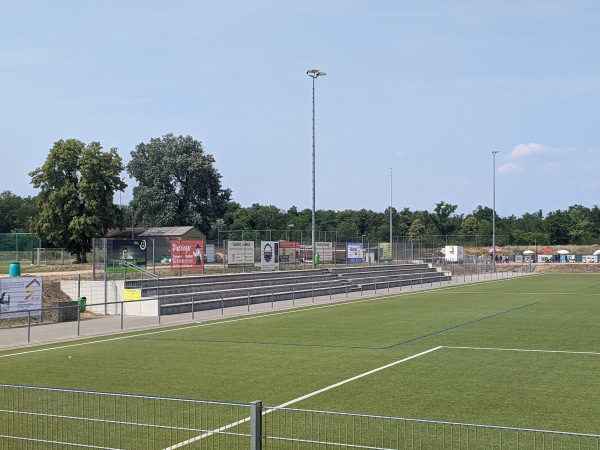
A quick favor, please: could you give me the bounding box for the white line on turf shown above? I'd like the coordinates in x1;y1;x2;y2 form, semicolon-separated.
162;346;443;450
1;271;529;358
1;272;510;358
444;345;600;356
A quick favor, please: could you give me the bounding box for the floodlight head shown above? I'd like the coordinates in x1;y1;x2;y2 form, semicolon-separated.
316;71;327;77
307;69;320;74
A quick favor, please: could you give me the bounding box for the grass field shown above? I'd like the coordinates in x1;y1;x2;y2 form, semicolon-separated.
1;273;599;435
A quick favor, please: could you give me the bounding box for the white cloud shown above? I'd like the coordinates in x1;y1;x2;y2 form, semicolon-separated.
508;143;575;159
541;161;561;171
509;143;556;158
498;162;522;174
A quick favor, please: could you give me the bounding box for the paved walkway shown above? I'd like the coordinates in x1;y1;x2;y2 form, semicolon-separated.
0;271;529;351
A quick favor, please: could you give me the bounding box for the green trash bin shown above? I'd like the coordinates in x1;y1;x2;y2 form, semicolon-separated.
77;297;87;313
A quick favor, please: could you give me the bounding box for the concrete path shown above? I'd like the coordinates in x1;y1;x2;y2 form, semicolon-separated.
0;271;529;351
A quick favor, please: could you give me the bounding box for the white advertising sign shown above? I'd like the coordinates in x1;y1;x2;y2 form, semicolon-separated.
0;276;43;319
316;242;333;262
261;241;276;271
227;240;255;266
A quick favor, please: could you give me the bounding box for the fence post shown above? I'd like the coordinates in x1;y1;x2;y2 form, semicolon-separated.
192;296;195;320
248;291;251;312
27;310;31;343
221;294;224;315
120;301;124;330
250;400;263;450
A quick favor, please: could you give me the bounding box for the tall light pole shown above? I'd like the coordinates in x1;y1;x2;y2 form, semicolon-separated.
492;150;500;271
390;168;393;245
307;68;326;268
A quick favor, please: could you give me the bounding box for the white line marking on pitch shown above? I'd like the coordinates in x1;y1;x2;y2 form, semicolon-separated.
444;345;600;356
162;346;443;450
0;274;489;359
1;273;526;359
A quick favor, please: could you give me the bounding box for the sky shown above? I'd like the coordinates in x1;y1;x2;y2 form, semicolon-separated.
1;1;599;218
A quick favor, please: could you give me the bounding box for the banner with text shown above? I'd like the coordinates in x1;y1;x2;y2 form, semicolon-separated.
107;239;147;272
227;240;255;266
279;241;300;264
0;276;43;319
170;240;205;270
261;241;276;271
347;242;364;263
316;242;333;263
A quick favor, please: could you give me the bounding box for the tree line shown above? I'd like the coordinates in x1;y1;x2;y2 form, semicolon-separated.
3;133;599;261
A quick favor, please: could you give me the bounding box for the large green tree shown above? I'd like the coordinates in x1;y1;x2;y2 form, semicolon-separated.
0;191;38;233
29;139;125;262
127;134;231;233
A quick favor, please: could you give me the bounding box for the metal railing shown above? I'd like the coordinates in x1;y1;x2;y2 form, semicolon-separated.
1;384;598;450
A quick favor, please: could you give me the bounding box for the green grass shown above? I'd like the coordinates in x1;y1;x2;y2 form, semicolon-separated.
2;274;600;434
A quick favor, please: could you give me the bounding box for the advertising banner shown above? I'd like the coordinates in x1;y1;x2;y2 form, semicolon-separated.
227;241;255;266
108;239;147;272
279;241;300;264
261;241;276;271
170;240;205;270
205;244;216;263
0;276;43;319
316;242;333;262
347;242;364;263
379;242;393;261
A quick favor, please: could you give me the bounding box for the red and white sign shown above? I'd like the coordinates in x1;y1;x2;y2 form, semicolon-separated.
170;240;205;270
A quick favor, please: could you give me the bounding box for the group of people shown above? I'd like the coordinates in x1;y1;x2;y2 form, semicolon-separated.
491;254;510;263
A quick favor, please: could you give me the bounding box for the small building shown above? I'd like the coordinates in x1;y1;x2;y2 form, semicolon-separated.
105;226;206;264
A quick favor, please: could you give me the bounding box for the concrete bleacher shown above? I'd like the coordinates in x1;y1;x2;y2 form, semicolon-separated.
126;263;451;315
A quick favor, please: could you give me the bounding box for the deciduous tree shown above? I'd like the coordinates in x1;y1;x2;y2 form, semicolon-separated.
127;134;231;234
29;139;125;262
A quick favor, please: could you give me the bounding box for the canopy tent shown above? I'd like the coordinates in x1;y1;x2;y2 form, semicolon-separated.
522;250;535;255
593;249;600;256
540;248;555;254
556;249;570;255
488;248;503;254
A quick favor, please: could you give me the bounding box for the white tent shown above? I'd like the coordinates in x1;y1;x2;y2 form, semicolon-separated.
557;249;570;255
523;250;535;255
593;249;600;256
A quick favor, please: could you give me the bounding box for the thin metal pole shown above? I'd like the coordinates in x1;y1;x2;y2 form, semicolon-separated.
307;69;326;269
390;168;393;246
311;74;316;269
492;150;500;272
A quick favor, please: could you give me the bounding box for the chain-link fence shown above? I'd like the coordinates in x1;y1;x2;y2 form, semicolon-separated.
0;233;41;264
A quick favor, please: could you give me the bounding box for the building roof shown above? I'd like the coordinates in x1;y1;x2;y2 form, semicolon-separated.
139;226;203;238
105;226;205;239
105;227;149;238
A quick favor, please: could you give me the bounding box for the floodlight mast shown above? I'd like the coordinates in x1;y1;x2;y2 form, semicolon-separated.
492;150;500;271
307;69;326;268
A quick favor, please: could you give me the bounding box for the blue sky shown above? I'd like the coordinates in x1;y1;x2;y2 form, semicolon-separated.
2;1;599;217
